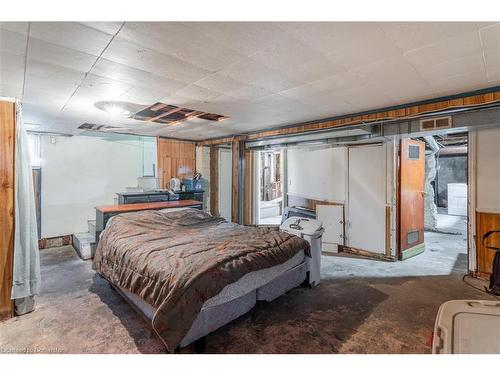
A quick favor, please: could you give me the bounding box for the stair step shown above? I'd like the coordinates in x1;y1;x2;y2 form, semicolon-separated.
72;232;95;260
88;220;96;236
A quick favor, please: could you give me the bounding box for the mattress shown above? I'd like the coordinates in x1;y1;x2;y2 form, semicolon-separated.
117;249;305;319
117;257;307;348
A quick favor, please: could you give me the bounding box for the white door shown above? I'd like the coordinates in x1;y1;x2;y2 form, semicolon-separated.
218;148;232;222
347;144;386;254
316;204;344;253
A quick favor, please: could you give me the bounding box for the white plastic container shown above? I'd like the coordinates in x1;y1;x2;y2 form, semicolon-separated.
432;300;500;354
280;217;324;287
447;183;467;216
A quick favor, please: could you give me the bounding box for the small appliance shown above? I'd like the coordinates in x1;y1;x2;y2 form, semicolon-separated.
168;178;181;192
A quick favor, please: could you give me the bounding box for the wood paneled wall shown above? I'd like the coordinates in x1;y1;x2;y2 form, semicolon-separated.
0;101;15;321
157;138;196;189
476;211;500;276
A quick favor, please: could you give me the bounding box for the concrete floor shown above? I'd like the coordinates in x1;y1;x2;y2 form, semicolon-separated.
0;214;493;354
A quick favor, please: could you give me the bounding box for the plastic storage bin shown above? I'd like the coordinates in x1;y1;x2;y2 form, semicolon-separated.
432;299;500;354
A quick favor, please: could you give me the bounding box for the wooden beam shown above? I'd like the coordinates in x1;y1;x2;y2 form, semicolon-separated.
209;146;219;217
0;101;15;321
195;88;500;146
149;107;183;122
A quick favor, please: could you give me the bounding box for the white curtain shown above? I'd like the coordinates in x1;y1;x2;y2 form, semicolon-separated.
11;102;41;300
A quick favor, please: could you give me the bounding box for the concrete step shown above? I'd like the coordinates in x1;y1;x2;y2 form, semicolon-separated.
88;220;96;237
72;232;95;260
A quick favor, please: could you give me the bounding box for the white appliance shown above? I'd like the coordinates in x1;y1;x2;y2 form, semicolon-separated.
168;178;181;192
280;217;324;287
432;300;500;354
447;183;467;216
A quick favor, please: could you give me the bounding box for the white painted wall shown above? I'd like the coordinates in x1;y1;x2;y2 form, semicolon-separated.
287;146;347;203
347;144;387;254
476;127;500;214
40;133;155;238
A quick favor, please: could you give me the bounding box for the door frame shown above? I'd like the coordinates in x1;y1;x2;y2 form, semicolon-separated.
396;132;471;267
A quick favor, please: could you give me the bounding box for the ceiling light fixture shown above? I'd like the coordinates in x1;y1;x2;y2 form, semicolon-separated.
103;104;131;117
94;101;142;118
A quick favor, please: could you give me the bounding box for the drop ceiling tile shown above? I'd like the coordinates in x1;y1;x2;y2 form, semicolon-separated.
281;22;401;69
186;22;289;56
309;71;365;92
0;22;29;34
120;22;246;72
195;73;245;93
379;22;492;52
220;58;302;92
30;22;113;56
226;83;273;100
28;37;96;72
419;53;486;82
24;74;78;98
26;59;85;85
102;37;211;84
251;33;326;72
0;29;28;56
1;51;26;78
480;23;500;50
118;86;176;106
350;56;434;100
484;49;500;81
0;83;23;98
79;22;124;35
175;84;223;101
92;58;187;94
429;72;490;95
79;73;133;99
283;55;347;84
404;31;483;71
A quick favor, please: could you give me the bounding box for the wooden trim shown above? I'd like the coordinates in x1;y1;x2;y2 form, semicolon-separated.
400;242;426;260
95;200;201;214
196;88;500;146
340;246;394;262
0;101;15;321
287;194;343;212
39;235;72;249
231;139;240;223
209;146;219;217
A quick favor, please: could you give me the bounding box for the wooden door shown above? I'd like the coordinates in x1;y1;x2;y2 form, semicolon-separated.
398;138;425;260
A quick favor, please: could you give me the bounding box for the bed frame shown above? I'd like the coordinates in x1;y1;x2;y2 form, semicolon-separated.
108;253;311;351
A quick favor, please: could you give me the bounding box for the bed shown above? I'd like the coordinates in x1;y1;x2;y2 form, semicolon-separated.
92;207;313;352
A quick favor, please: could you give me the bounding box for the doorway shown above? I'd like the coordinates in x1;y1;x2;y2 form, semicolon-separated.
400;133;468;273
257;149;284;225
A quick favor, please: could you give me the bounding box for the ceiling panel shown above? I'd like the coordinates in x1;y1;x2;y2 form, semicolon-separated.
102;37;211;84
0;21;498;140
378;22;493;52
480;23;500;50
28;37;97;72
29;22;114;56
